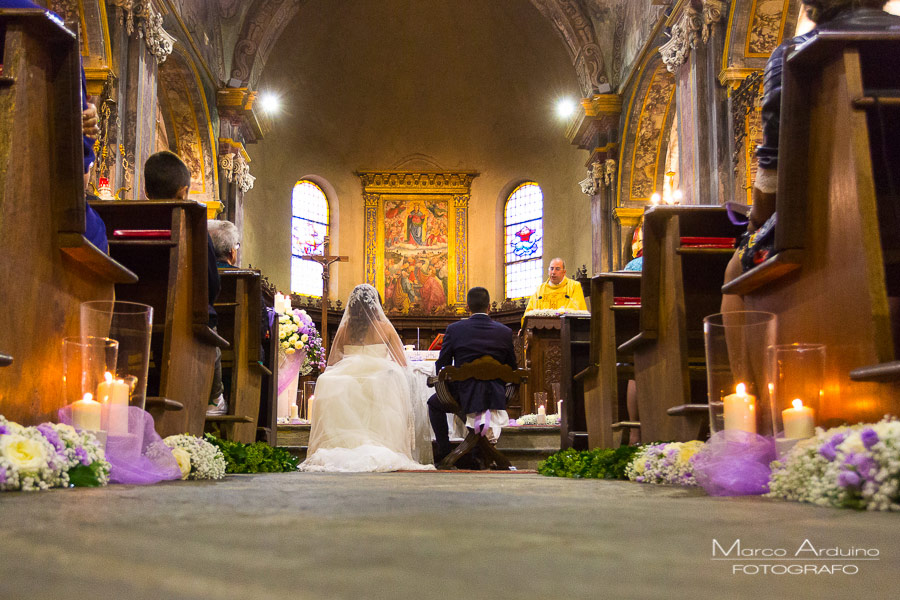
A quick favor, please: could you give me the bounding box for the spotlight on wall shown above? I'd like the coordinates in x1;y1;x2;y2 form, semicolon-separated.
556;98;577;119
259;92;281;114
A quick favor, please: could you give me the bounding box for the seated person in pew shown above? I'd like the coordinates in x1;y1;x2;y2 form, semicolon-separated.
143;151;223;412
622;220;643;443
522;258;587;323
206;219;242;415
722;0;900;313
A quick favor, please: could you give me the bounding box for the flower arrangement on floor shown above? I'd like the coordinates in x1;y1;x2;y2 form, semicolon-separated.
162;434;226;480
0;415;110;491
278;308;327;375
204;433;299;474
513;412;561;426
625;441;705;486
767;417;900;511
538;446;643;479
523;308;591;319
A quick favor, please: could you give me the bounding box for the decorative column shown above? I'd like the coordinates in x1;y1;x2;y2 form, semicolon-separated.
659;0;728;206
107;0;174;199
566;94;622;274
217;87;268;235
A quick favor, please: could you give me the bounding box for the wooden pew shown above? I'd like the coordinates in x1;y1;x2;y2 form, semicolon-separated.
0;9;136;425
90;200;227;437
256;296;279;444
582;272;641;448
724;31;900;424
560;314;590;450
622;205;744;442
207;268;270;443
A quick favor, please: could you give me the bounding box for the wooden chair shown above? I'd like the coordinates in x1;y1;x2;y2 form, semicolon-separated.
0;10;136;424
622;205;743;442
206;268;271;443
723;31;900;424
256;298;279;444
431;356;529;470
90;200;228;437
582;271;641;448
560;314;591;450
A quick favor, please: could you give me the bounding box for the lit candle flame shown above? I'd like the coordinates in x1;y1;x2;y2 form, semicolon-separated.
736;383;746;395
792;398;804;410
104;371;113;383
83;393;93;402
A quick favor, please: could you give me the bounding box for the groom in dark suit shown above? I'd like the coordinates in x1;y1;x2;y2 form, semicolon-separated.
428;287;518;465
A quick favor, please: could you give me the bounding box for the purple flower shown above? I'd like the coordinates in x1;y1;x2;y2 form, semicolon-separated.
860;429;879;449
818;443;837;461
845;453;877;478
0;466;6;484
837;470;861;488
829;432;847;446
37;423;64;452
0;424;8;435
75;446;90;466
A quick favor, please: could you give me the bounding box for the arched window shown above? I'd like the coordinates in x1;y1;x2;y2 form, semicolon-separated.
291;180;330;297
504;182;543;299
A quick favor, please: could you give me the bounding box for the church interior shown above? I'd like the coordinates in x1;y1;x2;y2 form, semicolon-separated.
2;0;900;597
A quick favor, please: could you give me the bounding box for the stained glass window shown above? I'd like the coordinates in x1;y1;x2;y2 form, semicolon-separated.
504;182;543;299
291;180;329;297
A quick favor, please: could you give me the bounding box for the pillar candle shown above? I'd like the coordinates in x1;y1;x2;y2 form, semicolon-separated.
537;404;546;425
782;399;815;439
723;383;756;433
557;400;562;417
290;404;299;420
274;293;285;314
72;393;102;431
98;372;130;435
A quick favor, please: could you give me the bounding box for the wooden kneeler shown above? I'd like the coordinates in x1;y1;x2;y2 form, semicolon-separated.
431;356;529;470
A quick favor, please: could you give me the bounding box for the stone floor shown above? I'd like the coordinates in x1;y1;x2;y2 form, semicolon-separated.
1;472;897;599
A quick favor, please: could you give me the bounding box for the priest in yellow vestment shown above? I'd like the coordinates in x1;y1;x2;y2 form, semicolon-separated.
523;258;587;316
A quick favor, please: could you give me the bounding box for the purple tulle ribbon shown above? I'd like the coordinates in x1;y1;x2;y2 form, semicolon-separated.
59;405;182;484
277;349;305;395
692;431;776;496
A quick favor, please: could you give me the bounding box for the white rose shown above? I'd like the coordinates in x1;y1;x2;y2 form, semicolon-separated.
301;334;309;343
286;348;296;355
171;447;191;480
0;434;48;472
294;341;303;349
281;341;290;349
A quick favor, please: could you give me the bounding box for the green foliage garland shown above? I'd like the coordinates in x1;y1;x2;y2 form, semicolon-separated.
538;446;643;479
204;434;299;474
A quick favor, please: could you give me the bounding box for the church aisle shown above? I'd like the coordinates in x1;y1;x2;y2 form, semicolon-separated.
0;473;895;599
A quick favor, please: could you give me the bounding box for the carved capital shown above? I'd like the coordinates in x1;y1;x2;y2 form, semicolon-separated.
602;159;617;187
659;0;726;73
108;0;174;64
219;151;254;193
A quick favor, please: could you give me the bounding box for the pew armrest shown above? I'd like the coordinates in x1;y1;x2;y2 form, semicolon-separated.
849;361;900;383
194;324;231;349
145;397;184;412
617;331;655;354
721;249;803;296
0;353;12;367
59;233;139;284
251;361;273;377
666;404;708;417
573;364;598;382
206;415;253;423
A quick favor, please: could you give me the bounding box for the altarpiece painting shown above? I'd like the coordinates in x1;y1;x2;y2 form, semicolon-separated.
358;171;478;314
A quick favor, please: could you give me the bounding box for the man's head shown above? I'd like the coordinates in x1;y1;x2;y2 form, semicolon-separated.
144;151;191;199
801;0;887;23
208;220;240;266
548;258;566;285
466;287;490;314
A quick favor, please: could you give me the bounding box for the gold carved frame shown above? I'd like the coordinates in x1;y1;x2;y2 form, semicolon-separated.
358;170;478;310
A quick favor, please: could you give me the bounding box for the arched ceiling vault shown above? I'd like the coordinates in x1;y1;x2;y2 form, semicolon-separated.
227;0;610;97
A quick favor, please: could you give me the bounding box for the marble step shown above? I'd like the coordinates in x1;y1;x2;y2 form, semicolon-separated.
277;424;561;470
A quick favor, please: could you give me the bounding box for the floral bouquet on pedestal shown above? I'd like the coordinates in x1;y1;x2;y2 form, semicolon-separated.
162;434;226;480
277;308;327;419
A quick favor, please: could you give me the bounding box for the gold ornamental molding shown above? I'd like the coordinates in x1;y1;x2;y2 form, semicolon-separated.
566;94;623;149
355;170;479;195
719;67;763;90
612;207;644;229
216;87;269;141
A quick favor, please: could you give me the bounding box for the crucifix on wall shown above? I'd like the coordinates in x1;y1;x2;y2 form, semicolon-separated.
299;236;347;355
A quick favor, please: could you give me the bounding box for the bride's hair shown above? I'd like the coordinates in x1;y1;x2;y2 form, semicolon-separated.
346;284;383;343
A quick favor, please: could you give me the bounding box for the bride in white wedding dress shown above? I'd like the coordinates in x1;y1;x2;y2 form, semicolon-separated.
300;284;435;472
